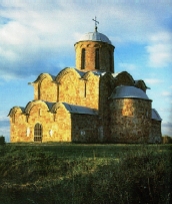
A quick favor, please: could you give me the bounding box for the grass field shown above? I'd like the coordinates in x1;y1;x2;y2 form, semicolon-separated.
0;143;171;204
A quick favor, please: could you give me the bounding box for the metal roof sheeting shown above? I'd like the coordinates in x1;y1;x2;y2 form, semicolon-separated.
74;68;104;77
63;102;98;115
78;31;111;44
152;108;162;121
110;85;150;100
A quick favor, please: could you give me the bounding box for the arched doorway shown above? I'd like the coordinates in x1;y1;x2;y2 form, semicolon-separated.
34;123;42;142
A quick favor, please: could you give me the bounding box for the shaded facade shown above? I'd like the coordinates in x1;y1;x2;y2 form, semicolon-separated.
8;27;162;143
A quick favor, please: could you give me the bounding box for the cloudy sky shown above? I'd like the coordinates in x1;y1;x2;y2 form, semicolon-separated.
0;0;172;142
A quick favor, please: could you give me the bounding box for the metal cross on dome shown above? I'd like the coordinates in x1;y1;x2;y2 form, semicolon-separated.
92;16;99;31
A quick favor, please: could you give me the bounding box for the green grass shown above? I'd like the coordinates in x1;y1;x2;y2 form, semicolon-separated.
0;143;171;204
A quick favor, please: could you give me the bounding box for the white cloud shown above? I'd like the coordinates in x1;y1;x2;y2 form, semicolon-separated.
161;91;172;97
162;121;172;136
0;115;8;122
118;63;137;71
0;0;171;80
144;78;163;85
146;32;172;68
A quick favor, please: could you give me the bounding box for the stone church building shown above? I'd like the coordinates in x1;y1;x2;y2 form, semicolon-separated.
8;25;162;143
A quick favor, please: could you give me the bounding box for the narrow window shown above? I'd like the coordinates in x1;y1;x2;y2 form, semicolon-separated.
57;84;60;101
81;48;85;69
39;108;41;116
95;48;100;69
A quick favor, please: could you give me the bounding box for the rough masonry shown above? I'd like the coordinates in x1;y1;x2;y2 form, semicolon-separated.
8;26;162;143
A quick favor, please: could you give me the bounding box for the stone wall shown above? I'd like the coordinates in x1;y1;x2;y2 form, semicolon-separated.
110;98;152;143
99;73;114;141
10;107;29;143
10;101;72;143
71;114;98;142
33;69;99;110
39;77;57;102
149;120;162;143
9;101;99;143
74;41;114;72
33;74;57;102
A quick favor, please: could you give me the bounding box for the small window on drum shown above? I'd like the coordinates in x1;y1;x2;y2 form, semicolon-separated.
81;48;86;69
95;48;100;69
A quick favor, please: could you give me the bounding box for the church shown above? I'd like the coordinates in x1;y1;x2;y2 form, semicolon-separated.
8;21;162;143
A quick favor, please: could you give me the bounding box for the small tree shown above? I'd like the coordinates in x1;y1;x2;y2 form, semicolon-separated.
162;135;172;144
0;136;5;145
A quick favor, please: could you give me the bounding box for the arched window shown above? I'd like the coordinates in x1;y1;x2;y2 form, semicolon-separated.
81;48;85;69
34;123;42;142
95;48;100;69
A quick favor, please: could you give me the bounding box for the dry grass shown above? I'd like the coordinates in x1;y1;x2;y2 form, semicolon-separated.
0;143;171;204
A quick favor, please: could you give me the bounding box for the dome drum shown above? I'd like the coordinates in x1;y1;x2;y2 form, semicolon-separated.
75;40;114;72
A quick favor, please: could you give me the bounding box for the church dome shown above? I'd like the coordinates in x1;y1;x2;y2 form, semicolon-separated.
78;31;111;44
74;25;115;72
110;85;150;100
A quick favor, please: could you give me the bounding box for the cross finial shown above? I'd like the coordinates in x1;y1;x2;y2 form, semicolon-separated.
92;16;99;32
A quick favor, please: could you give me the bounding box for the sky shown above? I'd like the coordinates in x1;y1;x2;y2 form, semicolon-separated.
0;0;172;142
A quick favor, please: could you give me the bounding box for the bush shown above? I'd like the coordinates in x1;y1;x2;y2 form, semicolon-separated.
0;136;5;145
162;136;172;144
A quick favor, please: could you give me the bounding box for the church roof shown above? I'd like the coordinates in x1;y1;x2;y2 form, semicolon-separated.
8;106;25;116
75;68;103;77
63;102;98;115
13;100;98;116
51;102;98;115
78;31;111;44
110;85;151;100
152;108;162;121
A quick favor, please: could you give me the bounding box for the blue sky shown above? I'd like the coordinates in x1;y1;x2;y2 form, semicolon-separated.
0;0;172;142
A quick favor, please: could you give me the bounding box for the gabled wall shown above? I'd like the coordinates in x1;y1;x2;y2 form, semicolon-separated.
9;101;72;143
32;68;99;110
9;107;28;142
56;69;99;109
32;74;57;102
